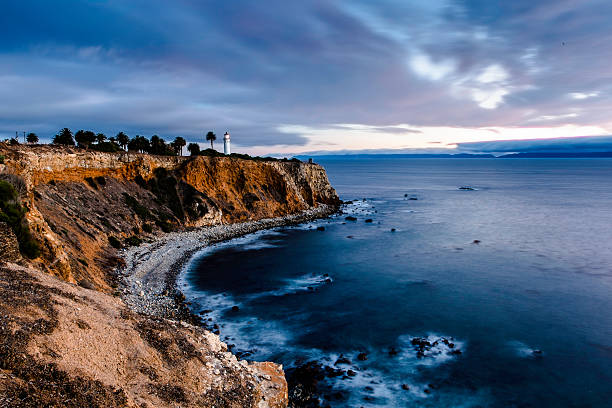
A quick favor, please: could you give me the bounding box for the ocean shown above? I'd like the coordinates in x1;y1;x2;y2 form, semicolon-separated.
178;158;612;407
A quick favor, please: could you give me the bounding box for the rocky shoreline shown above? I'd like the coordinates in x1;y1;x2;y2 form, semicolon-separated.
119;204;338;326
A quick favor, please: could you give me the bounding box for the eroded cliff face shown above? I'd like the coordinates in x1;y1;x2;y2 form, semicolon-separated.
0;144;339;290
0;143;339;408
0;263;288;408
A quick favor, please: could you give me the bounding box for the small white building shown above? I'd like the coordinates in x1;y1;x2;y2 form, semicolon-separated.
223;132;231;155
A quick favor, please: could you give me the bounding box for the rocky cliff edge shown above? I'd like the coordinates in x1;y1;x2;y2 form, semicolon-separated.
0;143;340;407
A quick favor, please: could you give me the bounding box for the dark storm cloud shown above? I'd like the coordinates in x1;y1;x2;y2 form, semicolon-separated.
1;1;611;150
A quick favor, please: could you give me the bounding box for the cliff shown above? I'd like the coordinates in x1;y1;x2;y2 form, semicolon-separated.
0;143;340;408
0;144;339;291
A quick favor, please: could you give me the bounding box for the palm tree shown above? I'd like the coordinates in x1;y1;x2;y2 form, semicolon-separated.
128;135;150;153
116;132;129;151
187;143;200;156
137;136;151;153
96;133;107;144
52;128;75;146
75;130;96;149
26;133;39;144
150;135;164;155
206;131;216;149
173;137;186;156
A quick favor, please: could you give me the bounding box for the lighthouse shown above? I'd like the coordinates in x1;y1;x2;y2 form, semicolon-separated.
223;132;231;155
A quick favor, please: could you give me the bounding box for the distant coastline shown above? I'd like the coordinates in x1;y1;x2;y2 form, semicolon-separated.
299;151;612;160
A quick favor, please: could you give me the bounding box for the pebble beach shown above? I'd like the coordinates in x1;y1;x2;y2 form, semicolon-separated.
118;204;337;320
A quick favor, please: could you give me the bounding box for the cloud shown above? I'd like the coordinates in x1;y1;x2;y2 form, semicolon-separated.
528;113;579;122
1;1;612;154
569;92;599;100
251;122;609;156
477;64;509;84
409;52;456;81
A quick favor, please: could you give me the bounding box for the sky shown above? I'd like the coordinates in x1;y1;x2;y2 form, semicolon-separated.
1;0;612;156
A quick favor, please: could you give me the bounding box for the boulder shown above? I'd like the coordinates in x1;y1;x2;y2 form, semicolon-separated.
78;279;95;290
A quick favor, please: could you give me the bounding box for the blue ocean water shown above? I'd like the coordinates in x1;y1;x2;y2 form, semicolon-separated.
179;158;612;407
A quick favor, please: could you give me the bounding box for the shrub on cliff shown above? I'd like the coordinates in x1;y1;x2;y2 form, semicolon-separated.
0;180;40;258
148;168;185;220
123;193;152;219
124;235;142;246
108;236;122;249
199;148;224;158
90;141;121;153
228;152;302;163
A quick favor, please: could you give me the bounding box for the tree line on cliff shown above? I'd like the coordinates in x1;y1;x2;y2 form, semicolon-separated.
4;128;220;157
4;128;302;163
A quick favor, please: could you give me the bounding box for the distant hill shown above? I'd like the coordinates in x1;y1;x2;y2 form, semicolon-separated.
297;153;495;160
498;152;612;158
296;152;612;160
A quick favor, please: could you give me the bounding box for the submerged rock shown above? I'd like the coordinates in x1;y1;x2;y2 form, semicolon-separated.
287;361;347;407
364;219;373;223
345;216;357;221
335;355;352;366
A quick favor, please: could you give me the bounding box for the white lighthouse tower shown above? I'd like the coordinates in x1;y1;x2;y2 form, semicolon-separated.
223;132;231;155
